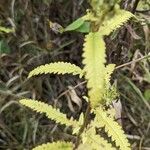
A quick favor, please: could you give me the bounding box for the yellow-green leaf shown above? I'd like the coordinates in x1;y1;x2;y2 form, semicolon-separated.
105;64;115;86
94;108;131;150
99;9;134;36
28;62;83;78
82;32;106;107
0;26;14;33
32;141;73;150
81;125;115;150
20;99;79;127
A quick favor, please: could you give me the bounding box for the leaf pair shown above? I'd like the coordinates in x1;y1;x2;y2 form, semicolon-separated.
65;9;134;36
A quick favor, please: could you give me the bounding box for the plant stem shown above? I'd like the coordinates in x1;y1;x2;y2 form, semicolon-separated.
74;102;91;149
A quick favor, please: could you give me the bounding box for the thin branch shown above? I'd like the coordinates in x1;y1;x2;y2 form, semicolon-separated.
57;81;86;99
115;54;150;69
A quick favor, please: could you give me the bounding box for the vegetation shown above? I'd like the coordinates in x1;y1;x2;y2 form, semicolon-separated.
0;0;150;149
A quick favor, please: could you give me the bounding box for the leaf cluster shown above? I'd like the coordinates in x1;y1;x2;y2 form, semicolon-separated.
19;1;135;149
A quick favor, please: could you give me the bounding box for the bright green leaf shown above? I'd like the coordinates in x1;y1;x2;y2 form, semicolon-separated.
76;22;90;33
65;18;84;32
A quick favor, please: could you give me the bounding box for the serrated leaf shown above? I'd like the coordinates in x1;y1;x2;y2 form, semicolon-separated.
99;9;134;36
28;62;83;78
32;141;73;150
20;99;79;127
82;32;106;107
94;108;131;150
81;125;115;150
105;64;115;87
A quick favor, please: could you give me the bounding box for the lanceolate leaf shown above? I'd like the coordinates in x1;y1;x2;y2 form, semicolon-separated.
99;9;134;36
28;62;83;78
65;17;84;32
94;108;131;150
32;141;73;150
82;32;106;107
20;99;79;127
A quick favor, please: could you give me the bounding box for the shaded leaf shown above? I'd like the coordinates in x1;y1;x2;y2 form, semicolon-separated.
0;40;11;54
144;89;150;101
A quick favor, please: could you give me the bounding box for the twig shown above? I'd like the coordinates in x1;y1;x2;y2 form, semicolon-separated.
115;54;150;69
127;134;141;140
11;0;15;20
57;54;150;99
57;81;86;99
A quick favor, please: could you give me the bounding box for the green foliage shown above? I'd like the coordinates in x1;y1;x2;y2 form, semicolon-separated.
94;108;130;150
103;64;118;104
75;22;90;33
0;40;11;54
137;0;150;11
65;17;85;32
20;99;80;128
80;124;115;150
104;64;115;87
99;9;134;36
0;26;14;33
28;62;83;78
65;17;90;33
144;89;150;101
83;32;106;107
32;141;73;150
19;1;134;149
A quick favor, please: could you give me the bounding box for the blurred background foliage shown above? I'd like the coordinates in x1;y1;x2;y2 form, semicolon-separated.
0;0;149;149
